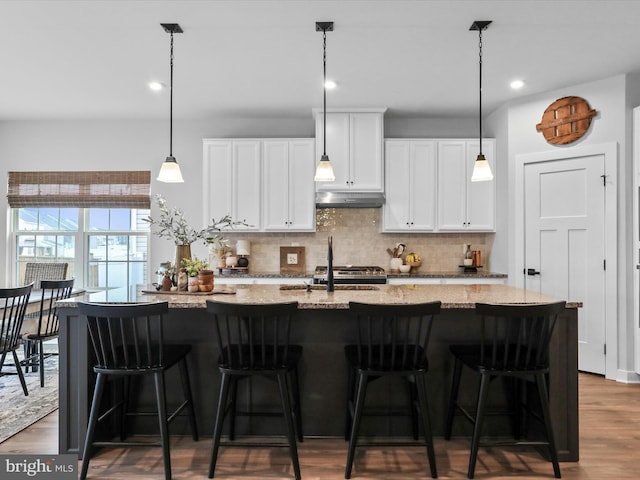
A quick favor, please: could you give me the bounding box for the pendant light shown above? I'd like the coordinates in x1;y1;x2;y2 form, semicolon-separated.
470;20;494;182
314;21;335;182
157;23;184;183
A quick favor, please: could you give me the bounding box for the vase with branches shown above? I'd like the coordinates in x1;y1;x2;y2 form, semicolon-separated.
143;194;248;271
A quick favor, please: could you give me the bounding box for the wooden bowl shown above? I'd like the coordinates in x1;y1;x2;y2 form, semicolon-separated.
406;261;422;269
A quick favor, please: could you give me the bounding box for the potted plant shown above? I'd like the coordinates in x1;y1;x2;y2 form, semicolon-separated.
181;257;211;292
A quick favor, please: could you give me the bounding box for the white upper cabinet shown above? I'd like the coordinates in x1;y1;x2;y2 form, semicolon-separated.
203;139;262;231
436;139;495;231
383;140;436;232
204;138;316;233
263;140;316;231
315;109;385;192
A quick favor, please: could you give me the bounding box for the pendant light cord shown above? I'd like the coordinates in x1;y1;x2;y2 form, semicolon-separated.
478;27;483;157
322;27;327;157
169;30;174;157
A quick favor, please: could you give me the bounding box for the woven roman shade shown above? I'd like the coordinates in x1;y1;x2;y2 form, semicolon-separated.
7;171;151;208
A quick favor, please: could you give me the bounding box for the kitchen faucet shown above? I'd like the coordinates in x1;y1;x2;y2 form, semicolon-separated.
327;235;334;292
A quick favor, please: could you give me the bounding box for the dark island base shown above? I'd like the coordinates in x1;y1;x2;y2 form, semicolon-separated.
58;306;578;461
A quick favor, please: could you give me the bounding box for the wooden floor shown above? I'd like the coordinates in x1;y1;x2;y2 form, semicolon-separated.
1;372;639;479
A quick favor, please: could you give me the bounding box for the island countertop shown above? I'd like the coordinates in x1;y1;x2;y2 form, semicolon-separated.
58;283;578;310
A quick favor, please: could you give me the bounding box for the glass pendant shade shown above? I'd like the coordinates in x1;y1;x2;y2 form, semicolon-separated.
471;154;493;182
157;156;184;183
314;154;335;182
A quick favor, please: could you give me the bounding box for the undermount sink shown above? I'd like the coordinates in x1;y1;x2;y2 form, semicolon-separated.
279;284;380;291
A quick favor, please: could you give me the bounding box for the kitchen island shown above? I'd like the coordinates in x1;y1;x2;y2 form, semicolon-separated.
56;283;579;461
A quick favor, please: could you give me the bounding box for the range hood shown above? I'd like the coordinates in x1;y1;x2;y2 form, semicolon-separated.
315;191;385;208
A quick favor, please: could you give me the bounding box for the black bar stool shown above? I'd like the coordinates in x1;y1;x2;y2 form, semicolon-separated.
206;300;302;480
77;301;198;480
444;301;566;478
0;283;33;396
22;278;74;387
344;301;441;479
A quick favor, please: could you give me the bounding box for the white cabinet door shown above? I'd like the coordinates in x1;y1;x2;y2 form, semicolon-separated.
315;111;384;192
350;112;383;191
287;140;316;231
263;141;290;230
436;139;495;232
436;141;467;231
232;141;262;230
410;141;436;230
384;141;411;230
263;140;315;231
204;140;233;222
383;140;436;232
203;139;261;231
316;112;350;190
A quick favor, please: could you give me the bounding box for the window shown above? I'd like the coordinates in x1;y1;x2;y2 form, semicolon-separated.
13;207;150;291
8;171;151;293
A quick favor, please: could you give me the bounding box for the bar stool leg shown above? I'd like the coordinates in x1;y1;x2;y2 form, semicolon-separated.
178;358;199;441
80;373;106;480
415;373;438;478
345;371;368;479
153;372;171;480
209;373;231;478
444;358;463;440
468;373;491;479
535;372;561;478
277;372;301;480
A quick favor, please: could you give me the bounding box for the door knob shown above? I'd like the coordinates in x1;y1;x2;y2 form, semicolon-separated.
526;268;541;276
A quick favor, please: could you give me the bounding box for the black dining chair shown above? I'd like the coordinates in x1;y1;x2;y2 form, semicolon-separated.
206;300;302;480
444;301;566;479
344;301;441;479
22;278;74;387
0;283;34;396
77;301;198;480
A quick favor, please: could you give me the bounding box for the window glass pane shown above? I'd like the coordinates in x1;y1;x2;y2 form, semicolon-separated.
129;261;147;291
107;262;128;288
59;208;79;231
89;235;107;261
17;235;36;258
108;235;129;261
133;209;151;232
88;209;109;231
109;209;130;230
129;235;148;261
17;208;38;231
39;208;60;230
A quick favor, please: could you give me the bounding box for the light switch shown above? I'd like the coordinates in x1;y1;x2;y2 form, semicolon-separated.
287;253;298;265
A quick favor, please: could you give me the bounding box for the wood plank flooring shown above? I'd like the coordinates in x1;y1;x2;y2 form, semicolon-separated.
1;372;639;479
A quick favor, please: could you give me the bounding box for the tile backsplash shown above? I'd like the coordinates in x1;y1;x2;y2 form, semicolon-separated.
221;208;495;273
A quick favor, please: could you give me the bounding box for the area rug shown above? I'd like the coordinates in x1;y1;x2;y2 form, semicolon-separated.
0;345;58;444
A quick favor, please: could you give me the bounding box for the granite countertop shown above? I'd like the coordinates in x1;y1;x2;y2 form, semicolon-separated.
57;283;578;310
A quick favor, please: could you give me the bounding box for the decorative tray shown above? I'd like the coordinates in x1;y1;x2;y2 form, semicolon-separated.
141;288;236;296
458;265;483;273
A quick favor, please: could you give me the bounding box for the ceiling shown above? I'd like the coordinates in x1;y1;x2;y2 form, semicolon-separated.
3;0;640;121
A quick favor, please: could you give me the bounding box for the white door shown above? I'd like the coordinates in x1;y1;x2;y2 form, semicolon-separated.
524;154;606;374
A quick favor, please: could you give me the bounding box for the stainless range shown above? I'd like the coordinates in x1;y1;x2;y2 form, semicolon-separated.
313;265;387;284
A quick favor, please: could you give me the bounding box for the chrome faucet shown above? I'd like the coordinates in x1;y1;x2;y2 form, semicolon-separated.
327;235;334;292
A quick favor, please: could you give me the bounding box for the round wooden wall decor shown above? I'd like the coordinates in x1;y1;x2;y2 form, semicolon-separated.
535;96;597;145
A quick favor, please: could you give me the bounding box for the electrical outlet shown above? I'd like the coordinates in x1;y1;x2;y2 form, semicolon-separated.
287;253;298;265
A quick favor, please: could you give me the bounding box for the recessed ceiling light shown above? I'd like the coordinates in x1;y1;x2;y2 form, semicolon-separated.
324;80;337;90
149;81;165;91
510;79;525;90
